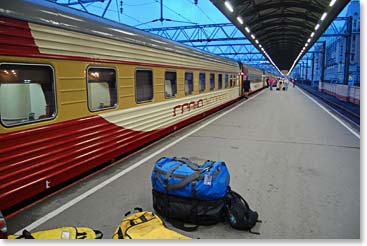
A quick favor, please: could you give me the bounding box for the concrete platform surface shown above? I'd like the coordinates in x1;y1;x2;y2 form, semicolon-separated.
6;85;360;239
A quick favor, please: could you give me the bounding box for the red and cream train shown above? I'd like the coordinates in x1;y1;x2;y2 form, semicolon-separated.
0;0;275;211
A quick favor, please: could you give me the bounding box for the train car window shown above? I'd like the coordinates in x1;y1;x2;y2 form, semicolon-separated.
225;74;229;88
210;73;215;91
230;74;234;87
165;71;177;98
218;74;223;89
199;72;206;93
87;67;117;111
0;63;56;127
184;72;193;95
136;69;153;103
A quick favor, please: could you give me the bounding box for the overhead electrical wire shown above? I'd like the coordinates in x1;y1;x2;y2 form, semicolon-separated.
185;0;216;23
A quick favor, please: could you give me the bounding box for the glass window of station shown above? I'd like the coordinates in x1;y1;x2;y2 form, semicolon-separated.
87;67;117;111
0;63;56;127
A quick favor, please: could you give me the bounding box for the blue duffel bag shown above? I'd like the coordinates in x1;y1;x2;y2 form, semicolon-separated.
151;157;230;200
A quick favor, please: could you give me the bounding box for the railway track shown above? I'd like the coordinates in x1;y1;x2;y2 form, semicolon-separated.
298;84;360;126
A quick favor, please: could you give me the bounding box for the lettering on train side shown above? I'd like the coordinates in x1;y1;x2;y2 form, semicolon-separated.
172;99;204;117
172;93;229;117
204;94;226;105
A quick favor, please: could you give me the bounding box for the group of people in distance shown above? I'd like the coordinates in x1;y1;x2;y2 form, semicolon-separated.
266;77;295;91
242;76;297;99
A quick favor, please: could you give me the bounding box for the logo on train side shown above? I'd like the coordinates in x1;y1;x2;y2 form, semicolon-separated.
172;94;227;117
173;99;203;117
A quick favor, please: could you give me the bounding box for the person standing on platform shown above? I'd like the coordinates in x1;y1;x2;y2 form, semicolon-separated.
243;76;250;99
269;77;274;90
284;78;289;91
293;79;296;87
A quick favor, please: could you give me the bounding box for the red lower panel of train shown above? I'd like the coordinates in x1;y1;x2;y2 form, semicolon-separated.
0;98;238;211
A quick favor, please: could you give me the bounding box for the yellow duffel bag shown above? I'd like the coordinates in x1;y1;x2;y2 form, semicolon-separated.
8;227;103;239
113;208;190;239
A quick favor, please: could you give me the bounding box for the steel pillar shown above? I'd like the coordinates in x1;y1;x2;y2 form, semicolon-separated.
306;56;309;80
311;53;315;82
343;16;352;85
321;41;326;82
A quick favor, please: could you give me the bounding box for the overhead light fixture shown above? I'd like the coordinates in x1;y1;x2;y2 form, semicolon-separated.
251;34;255;39
321;12;327;21
245;26;250;33
288;0;338;77
255;39;259;44
329;0;337;7
259;44;262;48
237;16;243;24
224;1;234;13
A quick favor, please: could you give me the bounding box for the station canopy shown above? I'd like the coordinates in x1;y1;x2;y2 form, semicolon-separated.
211;0;350;73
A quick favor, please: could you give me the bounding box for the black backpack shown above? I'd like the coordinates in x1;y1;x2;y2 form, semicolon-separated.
225;190;262;234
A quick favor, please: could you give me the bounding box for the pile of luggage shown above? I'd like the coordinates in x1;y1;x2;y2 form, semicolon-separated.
7;157;261;240
151;157;261;234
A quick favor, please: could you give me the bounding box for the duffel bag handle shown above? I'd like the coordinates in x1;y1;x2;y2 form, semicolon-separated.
168;218;199;232
93;230;103;239
167;172;201;190
124;207;143;217
175;157;200;171
15;230;35;239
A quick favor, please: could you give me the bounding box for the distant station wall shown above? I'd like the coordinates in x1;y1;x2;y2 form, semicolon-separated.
318;82;360;105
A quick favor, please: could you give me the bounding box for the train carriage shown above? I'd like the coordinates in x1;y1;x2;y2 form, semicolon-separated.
0;0;267;212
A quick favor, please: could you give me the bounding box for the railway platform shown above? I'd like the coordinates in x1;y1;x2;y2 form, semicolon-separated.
5;85;360;239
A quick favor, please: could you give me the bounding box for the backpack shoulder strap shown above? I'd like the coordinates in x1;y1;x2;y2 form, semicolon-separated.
230;191;263;224
230;190;250;209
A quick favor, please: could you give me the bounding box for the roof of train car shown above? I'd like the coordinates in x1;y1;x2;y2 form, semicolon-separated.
0;0;242;69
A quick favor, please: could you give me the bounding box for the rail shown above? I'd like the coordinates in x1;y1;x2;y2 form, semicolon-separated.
297;84;360;125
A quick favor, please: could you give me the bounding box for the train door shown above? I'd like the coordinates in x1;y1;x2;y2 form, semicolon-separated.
238;62;248;97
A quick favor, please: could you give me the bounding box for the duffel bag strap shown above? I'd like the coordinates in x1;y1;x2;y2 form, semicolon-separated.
164;163;183;181
16;230;35;239
200;161;215;173
93;230;103;239
168;218;199;232
167;172;201;190
164;163;184;192
175;157;200;171
75;227;87;239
